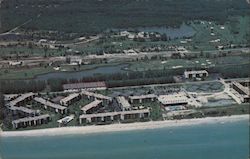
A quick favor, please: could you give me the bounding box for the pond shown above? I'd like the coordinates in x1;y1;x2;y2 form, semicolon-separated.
34;64;128;81
109;23;196;39
137;23;196;39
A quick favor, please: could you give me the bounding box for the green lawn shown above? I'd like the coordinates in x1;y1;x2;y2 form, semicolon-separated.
199;104;250;117
184;81;224;93
0;67;54;79
0;63;122;80
133;101;163;121
128;54;250;71
190;16;250;51
0;46;65;57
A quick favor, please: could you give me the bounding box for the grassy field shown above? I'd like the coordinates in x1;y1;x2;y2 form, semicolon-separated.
128;54;250;71
184;81;224;93
199;104;250;117
0;46;66;57
168;104;249;120
0;63;122;80
1;53;249;80
189;16;250;51
0;67;54;79
133;101;163;121
0;16;249;57
72;16;250;55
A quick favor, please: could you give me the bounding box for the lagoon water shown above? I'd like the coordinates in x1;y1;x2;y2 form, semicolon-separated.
0;119;249;159
35;64;127;81
137;24;196;39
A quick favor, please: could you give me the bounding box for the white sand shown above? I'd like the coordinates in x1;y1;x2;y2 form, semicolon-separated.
1;115;248;137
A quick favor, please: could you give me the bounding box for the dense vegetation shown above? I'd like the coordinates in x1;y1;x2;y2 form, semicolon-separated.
171;104;249;120
1;0;249;34
0;60;249;93
0;80;46;94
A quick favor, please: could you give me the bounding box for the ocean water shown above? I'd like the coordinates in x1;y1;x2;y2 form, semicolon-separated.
0;119;249;159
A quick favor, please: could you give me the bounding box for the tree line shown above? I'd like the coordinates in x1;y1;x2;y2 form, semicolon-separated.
1;0;249;34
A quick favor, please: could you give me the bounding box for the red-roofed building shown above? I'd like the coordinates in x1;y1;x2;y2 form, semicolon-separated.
63;81;107;90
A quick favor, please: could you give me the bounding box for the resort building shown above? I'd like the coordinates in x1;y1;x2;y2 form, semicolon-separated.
231;81;250;103
116;96;131;111
81;100;103;114
184;70;208;79
63;81;107;90
158;92;188;106
9;92;35;107
129;94;157;103
67;56;82;65
12;114;50;129
60;93;81;106
4;94;19;101
81;90;112;104
79;109;150;124
8;61;23;66
34;97;67;114
7;105;40;117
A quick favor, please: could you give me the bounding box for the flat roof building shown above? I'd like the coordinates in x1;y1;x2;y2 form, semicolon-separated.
57;115;74;127
34;97;67;114
129;94;157;103
158;92;188;106
63;81;107;90
184;70;208;79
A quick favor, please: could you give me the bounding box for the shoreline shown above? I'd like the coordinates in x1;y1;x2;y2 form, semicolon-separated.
1;115;249;137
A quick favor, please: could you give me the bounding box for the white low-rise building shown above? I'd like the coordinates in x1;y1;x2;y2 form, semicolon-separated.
60;93;81;106
117;96;131;111
184;70;208;79
81;100;103;114
158;92;188;106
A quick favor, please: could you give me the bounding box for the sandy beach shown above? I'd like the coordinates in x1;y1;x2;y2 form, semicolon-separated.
1;115;249;137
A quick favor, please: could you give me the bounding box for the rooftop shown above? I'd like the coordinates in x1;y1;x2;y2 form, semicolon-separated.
63;81;106;90
158;92;188;105
81;90;112;101
57;115;74;124
60;93;80;104
129;94;157;100
81;100;102;112
34;97;67;110
79;109;150;119
184;70;208;75
116;96;131;109
232;81;250;96
12;114;50;124
4;94;19;101
9;92;35;106
8;105;38;114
